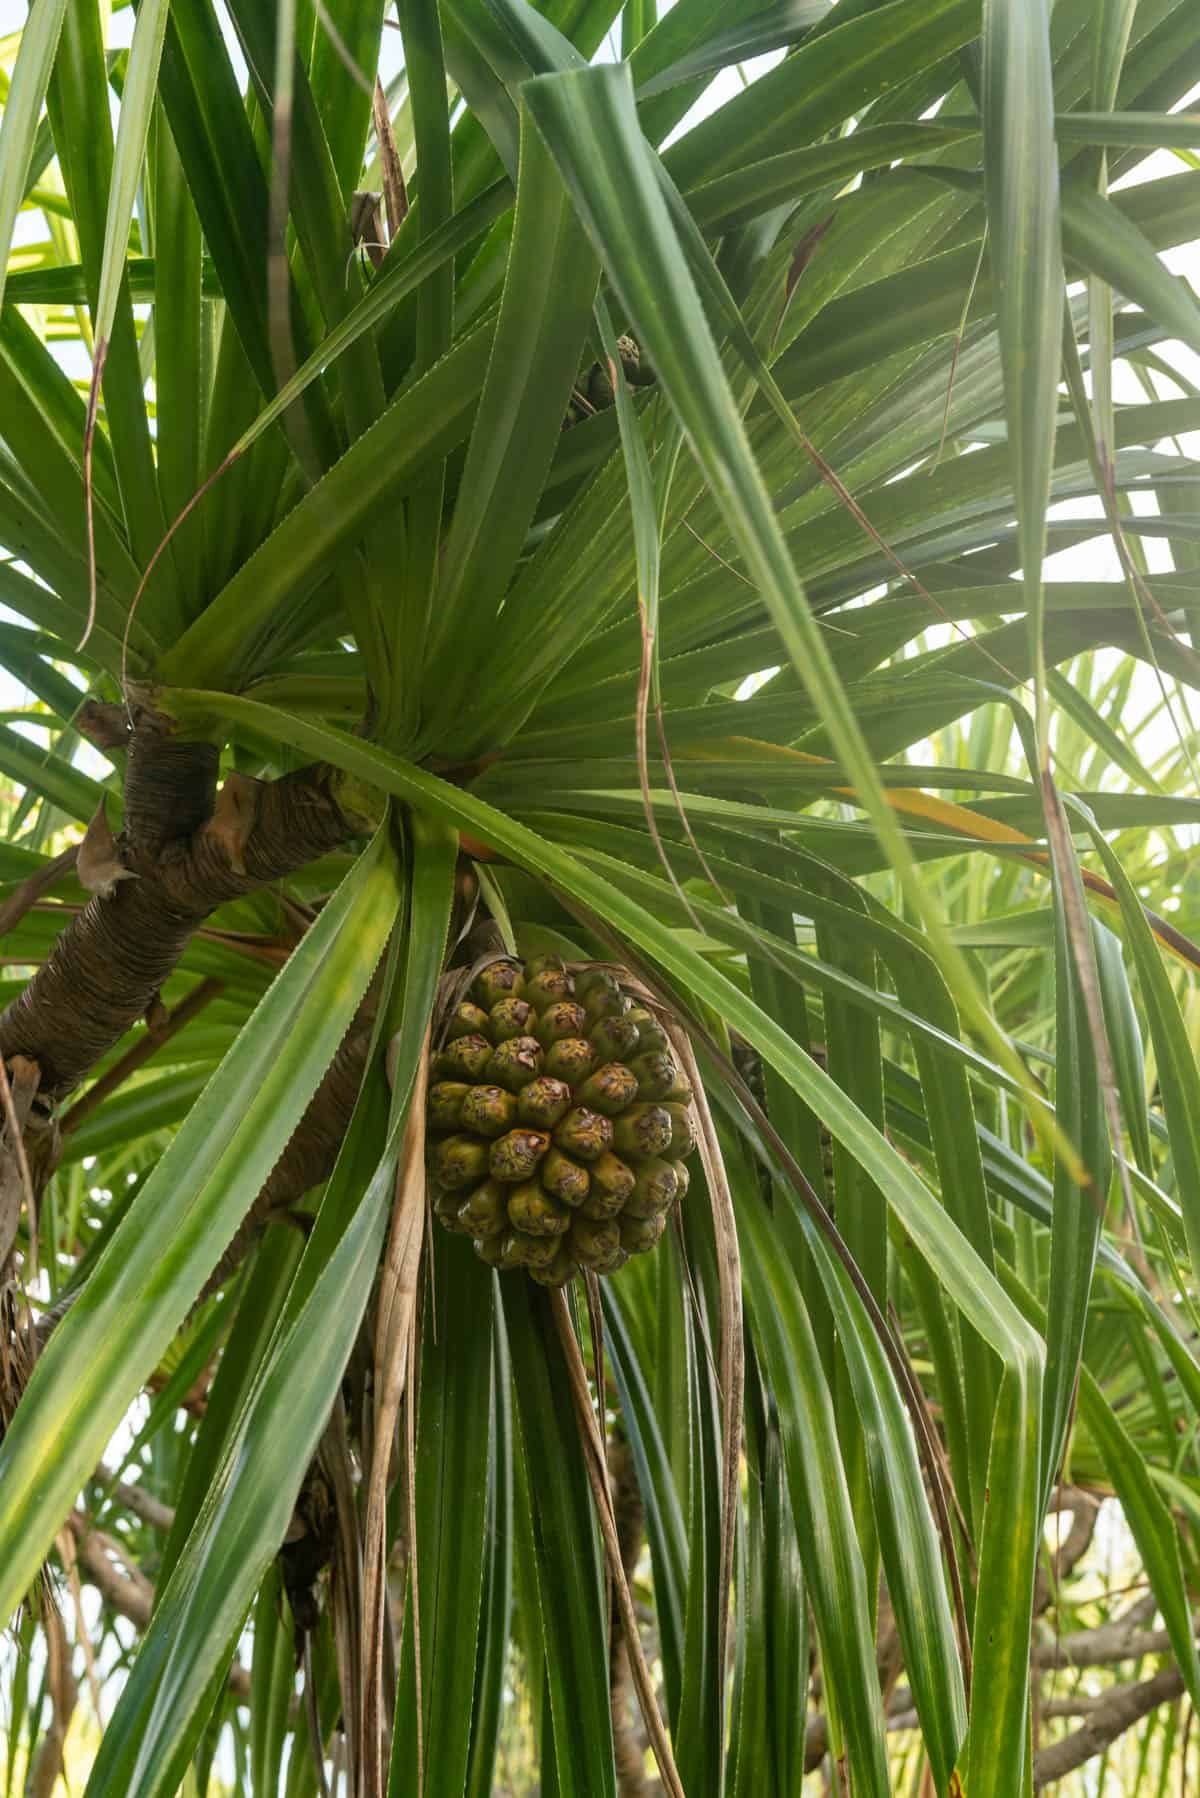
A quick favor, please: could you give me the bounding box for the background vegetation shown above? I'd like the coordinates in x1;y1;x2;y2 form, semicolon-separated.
1;0;1200;1791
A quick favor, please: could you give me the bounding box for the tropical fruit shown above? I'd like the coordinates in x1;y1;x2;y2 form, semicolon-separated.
427;957;695;1284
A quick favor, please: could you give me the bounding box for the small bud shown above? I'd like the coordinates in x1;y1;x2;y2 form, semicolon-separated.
570;1214;623;1273
475;1232;509;1267
665;1068;694;1104
446;1001;492;1042
433;1188;470;1233
632;1018;671;1057
590;1015;640;1061
534;1000;588;1046
517;1231;566;1270
524;963;575;1011
579;1151;635;1219
664;1103;698;1160
528;1246;578;1287
628;1051;678;1102
205;771;261;876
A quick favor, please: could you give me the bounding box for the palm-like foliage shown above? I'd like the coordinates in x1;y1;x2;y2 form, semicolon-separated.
1;0;1200;1791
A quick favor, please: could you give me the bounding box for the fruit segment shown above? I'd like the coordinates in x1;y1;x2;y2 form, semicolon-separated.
427;957;697;1286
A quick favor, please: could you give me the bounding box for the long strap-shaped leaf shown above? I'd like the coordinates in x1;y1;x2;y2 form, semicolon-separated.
93;0;170;357
981;0;1063;753
1069;796;1200;1277
502;1281;618;1797
519;63;1078;1186
83;815;457;1798
0;825;402;1629
75;0;171;634
736;1179;891;1793
170;690;1048;1797
755;1164;970;1790
391;1237;496;1798
424;103;600;725
0;0;69;317
997;1260;1200;1718
160;323;496;690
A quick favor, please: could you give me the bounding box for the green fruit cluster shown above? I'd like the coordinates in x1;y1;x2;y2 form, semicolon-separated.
426;956;696;1285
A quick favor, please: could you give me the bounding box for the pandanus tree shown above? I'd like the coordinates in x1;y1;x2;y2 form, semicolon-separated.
2;0;1200;1790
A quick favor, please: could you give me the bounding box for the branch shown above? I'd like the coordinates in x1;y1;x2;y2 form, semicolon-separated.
67;1511;250;1700
1033;1599;1189;1670
0;706;369;1102
35;981;380;1353
196;980;380;1301
27;1589;78;1798
1034;1488;1100;1614
1033;1665;1184;1787
0;846;79;939
92;1464;175;1535
60;977;224;1135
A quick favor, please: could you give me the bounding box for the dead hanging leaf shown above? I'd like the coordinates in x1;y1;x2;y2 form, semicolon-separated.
204;772;262;876
0;1282;38;1430
695;1018;976;1697
28;1589;78;1798
56;1524;102;1722
351;191;387;269
777;214;835;334
77;800;136;900
583;933;981;1718
372;78;408;241
360;1036;429;1798
321;1400;366;1790
0;1055;40;1281
584;1268;606;1443
934;227;988;468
